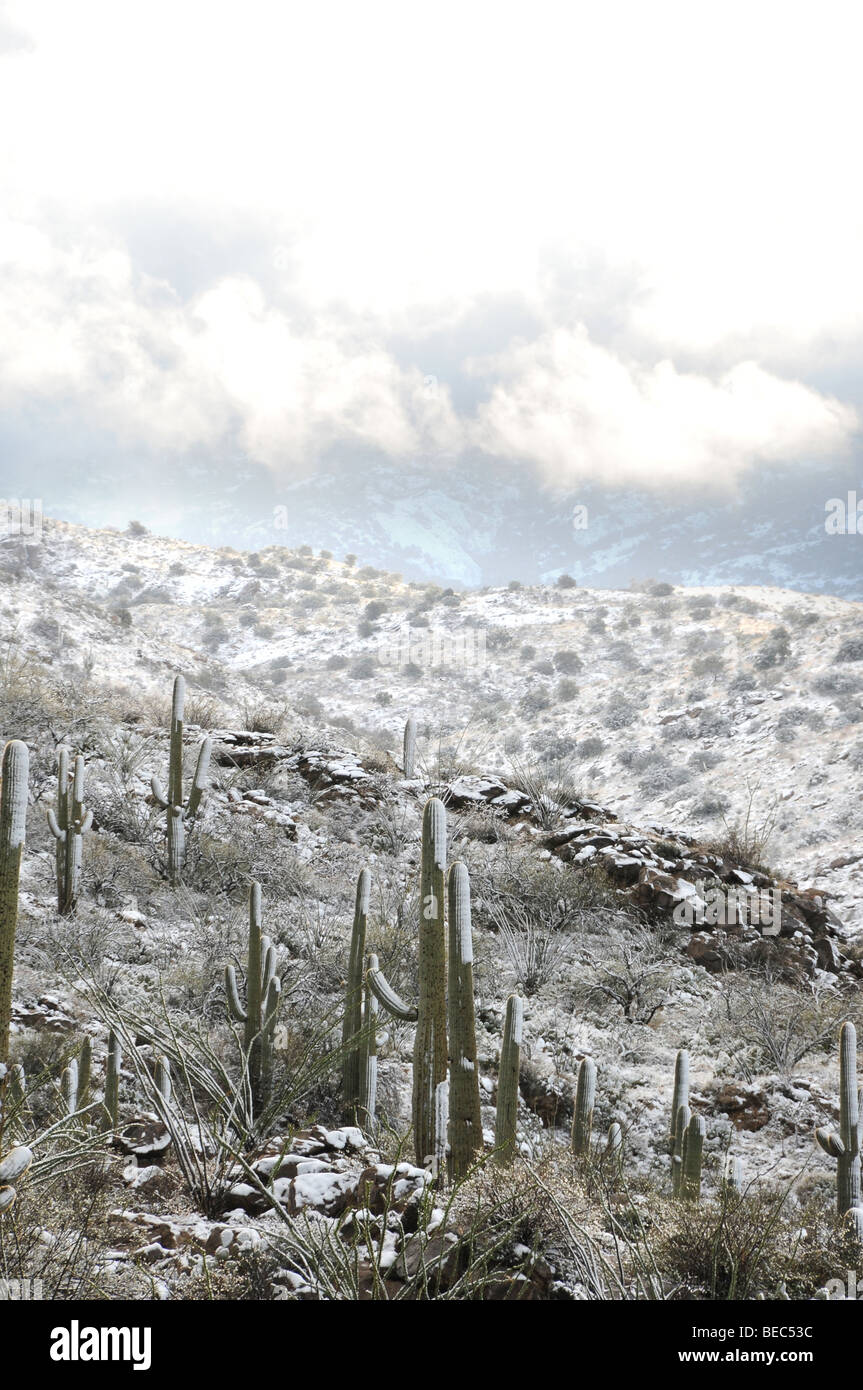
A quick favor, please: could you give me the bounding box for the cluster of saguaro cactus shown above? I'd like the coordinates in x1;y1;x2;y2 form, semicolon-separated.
815;1021;863;1229
47;749;92;915
0;1141;32;1214
403;716;417;778
494;994;523;1164
61;1037;92;1117
364;798;482;1175
225;882;281;1115
151;675;211;885
0;739;28;1065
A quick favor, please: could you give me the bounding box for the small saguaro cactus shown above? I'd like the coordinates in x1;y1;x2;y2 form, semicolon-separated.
0;739;28;1065
78;1037;92;1109
154;1056;171;1105
494;994;524;1165
103;1030;121;1131
341;868;370;1123
447;861;483;1180
358;952;381;1130
0;1143;32;1214
225;881;282;1115
670;1049;689;1158
151;675;211;885
46;749;92;914
815;1021;862;1218
403;716;417;778
681;1113;705;1201
722;1154;744;1196
671;1102;691;1198
606;1120;624;1178
61;1057;79;1116
571;1057;596;1157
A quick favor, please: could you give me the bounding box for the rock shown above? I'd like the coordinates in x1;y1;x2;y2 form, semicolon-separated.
116;1117;172;1161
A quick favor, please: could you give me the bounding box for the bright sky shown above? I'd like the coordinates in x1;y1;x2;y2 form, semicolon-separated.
1;0;861;496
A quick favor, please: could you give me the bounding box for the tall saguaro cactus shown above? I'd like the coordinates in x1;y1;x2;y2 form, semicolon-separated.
151;675;211;885
413;797;448;1166
494;994;523;1165
447;861;482;1180
47;749;92;914
670;1050;689;1156
572;1057;597;1157
341;868;370;1122
681;1113;705;1201
225;882;281;1115
672;1102;691;1198
0;740;28;1065
403;716;417;778
815;1022;862;1219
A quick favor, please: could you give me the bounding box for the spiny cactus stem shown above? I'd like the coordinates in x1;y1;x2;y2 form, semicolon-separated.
494;994;523;1166
0;740;28;1064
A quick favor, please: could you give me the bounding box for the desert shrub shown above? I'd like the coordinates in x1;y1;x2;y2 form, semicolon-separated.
836;637;863;663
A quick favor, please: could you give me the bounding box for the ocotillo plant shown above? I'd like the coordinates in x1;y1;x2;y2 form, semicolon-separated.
151;675;211;885
494;994;523;1165
0;739;28;1065
815;1021;862;1217
225;882;281;1116
670;1049;689;1158
103;1030;121;1131
403;716;417;778
0;1143;32;1214
447;861;483;1180
671;1102;691;1198
358;952;381;1130
341;868;370;1123
46;749;92;914
681;1113;705;1201
571;1057;596;1157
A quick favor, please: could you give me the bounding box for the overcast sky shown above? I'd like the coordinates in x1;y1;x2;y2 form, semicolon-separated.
1;0;862;532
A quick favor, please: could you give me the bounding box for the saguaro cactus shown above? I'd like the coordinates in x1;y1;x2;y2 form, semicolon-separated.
494;994;523;1165
413;797;448;1166
225;882;281;1115
341;868;370;1122
722;1154;744;1196
670;1049;689;1157
46;749;92;914
151;675;211;885
606;1121;624;1179
572;1057;596;1157
681;1113;705;1201
103;1030;121;1131
77;1037;92;1109
815;1022;862;1218
403;716;417;778
61;1058;79;1115
672;1102;691;1198
447;862;483;1180
0;739;28;1064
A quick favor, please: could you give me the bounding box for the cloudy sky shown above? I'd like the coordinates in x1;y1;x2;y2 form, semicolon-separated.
1;0;862;543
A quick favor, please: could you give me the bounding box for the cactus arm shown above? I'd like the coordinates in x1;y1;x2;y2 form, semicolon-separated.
150;774;168;809
225;964;247;1023
62;1058;79;1115
185;737;211;820
0;740;28;1064
367;963;418;1021
46;808;65;840
0;1145;33;1184
168;675;185;807
155;1056;172;1104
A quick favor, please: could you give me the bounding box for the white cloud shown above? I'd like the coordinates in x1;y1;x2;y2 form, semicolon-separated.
471;329;858;489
